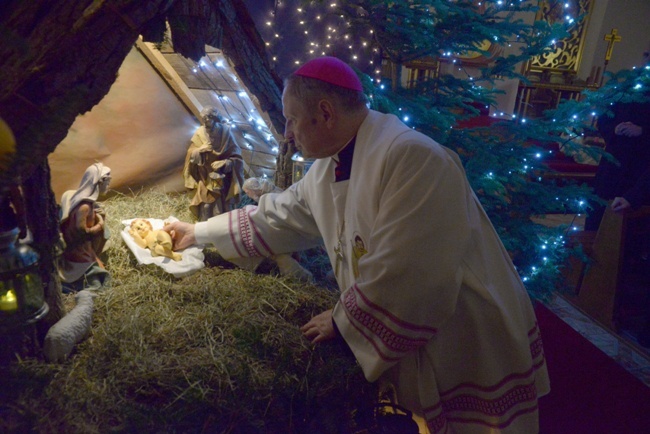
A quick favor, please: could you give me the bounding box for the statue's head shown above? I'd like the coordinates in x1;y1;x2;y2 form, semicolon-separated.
96;164;111;195
199;106;224;128
130;218;153;237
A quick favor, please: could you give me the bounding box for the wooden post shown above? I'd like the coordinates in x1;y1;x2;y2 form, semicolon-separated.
574;206;625;330
574;205;650;330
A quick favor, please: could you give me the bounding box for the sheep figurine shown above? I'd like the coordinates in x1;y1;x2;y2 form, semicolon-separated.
239;177;313;283
44;290;95;363
271;253;314;282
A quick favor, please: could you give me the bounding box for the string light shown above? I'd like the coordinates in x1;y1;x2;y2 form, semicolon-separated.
182;52;281;174
258;0;380;73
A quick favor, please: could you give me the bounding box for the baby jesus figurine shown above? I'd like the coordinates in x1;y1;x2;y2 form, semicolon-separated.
129;219;182;261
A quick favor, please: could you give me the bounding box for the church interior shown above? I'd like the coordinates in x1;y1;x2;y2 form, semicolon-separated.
1;0;650;432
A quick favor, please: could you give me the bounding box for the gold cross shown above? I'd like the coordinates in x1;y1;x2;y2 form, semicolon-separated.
604;29;622;62
334;221;345;278
334;239;344;277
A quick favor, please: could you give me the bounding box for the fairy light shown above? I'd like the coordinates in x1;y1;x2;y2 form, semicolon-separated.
185;52;281;169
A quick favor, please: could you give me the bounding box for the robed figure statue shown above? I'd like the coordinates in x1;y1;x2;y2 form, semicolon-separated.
184;106;245;221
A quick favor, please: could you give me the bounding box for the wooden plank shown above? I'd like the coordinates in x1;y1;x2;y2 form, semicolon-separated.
574;206;650;330
135;38;280;178
575;206;624;330
135;39;202;119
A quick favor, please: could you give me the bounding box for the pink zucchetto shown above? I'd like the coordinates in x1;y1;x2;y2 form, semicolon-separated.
294;56;363;92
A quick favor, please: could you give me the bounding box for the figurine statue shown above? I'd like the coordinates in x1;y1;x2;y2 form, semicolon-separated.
242;177;282;202
58;163;112;285
44;290;95;362
128;218;181;261
238;177;314;282
184;106;245;221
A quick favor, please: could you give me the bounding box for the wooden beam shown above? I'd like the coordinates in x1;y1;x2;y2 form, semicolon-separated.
136;39;203;120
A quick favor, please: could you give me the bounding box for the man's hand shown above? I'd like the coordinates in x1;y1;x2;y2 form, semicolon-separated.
163;221;197;251
301;309;336;344
611;196;631;212
614;122;643;137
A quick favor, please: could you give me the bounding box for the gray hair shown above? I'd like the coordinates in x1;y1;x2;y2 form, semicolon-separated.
283;75;368;113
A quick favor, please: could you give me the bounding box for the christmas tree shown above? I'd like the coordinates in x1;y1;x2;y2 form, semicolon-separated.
253;0;649;298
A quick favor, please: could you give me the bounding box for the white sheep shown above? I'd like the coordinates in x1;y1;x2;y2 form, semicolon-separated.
238;177;314;283
271;254;314;282
44;290;95;363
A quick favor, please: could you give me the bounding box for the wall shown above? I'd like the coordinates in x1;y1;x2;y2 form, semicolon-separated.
579;0;650;81
48;47;198;200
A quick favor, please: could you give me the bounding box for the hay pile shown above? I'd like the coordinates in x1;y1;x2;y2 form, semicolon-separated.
1;189;377;433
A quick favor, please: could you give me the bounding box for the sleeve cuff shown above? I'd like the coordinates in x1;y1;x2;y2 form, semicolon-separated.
331;313;355;358
194;221;212;245
332;316;341;336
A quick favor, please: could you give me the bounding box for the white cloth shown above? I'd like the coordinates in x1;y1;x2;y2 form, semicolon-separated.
121;217;205;278
195;110;550;433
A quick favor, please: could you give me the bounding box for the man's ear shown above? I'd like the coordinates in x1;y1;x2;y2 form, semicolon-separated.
318;99;336;127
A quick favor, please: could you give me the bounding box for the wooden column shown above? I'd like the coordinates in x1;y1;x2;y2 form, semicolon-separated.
575;206;650;330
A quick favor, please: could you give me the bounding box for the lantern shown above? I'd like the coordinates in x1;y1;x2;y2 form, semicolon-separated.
0;227;48;328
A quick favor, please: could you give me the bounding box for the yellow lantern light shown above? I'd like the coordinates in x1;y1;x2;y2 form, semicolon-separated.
0;227;49;328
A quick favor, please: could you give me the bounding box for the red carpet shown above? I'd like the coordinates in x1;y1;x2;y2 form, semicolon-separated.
536;304;650;433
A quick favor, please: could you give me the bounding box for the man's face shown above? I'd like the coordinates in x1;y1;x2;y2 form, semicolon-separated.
282;87;331;159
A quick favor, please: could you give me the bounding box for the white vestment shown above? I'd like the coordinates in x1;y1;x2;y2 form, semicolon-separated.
195;110;550;433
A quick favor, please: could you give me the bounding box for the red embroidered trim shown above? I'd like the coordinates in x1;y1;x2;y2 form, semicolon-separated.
529;333;544;361
228;210;246;258
423;321;547;432
343;310;400;362
427;412;448;434
340;285;546;434
428;403;539;433
342;286;430;355
245;206;274;256
231;207;274;257
236;208;258;256
443;383;537;416
353;284;438;334
425;381;539;433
